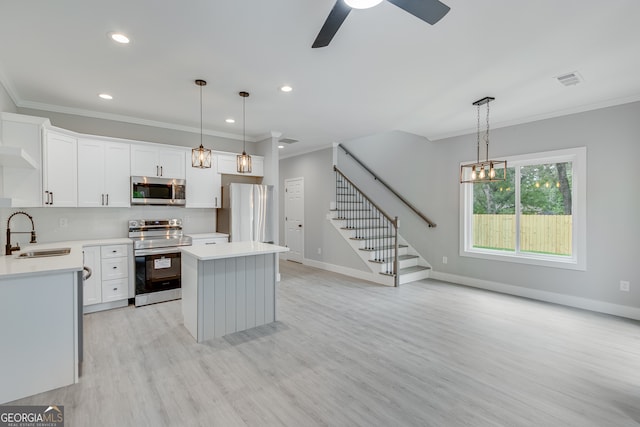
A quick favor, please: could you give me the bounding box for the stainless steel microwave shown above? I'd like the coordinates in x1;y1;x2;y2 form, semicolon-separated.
131;176;186;206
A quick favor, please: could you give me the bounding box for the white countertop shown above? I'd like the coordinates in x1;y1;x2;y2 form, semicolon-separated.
181;241;289;261
186;233;229;240
0;238;132;279
0;242;84;279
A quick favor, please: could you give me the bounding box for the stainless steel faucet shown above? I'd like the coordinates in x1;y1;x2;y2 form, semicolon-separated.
5;211;37;255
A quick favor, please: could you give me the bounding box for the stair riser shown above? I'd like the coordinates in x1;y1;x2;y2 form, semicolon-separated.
399;269;430;284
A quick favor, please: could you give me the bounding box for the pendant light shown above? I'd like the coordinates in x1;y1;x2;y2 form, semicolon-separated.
191;79;212;168
460;96;506;183
237;91;252;174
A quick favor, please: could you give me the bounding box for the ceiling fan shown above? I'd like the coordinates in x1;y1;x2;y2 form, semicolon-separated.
312;0;450;48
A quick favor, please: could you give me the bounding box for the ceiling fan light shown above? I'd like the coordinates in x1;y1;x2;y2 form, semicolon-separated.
344;0;383;9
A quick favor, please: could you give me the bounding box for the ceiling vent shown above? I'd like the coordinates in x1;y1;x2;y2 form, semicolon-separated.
556;72;583;86
279;138;298;144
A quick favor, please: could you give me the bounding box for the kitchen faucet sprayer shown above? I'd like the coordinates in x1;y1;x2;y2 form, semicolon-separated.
5;211;37;255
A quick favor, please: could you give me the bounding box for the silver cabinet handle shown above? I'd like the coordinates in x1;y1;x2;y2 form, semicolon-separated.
156;165;159;176
160;166;163;176
101;194;105;205
44;191;49;205
106;194;109;206
83;266;92;280
50;192;54;205
214;196;218;207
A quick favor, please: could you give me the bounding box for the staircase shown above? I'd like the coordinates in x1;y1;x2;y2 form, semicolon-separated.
331;166;431;286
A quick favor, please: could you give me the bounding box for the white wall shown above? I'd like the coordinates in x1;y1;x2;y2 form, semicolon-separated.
279;147;368;271
0;206;215;246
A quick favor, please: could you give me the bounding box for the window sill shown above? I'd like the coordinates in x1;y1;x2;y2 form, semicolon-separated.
461;248;585;271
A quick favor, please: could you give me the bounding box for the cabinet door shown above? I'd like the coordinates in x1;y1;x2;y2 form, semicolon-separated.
130;144;159;177
77;139;106;207
104;142;131;207
216;153;237;174
158;147;186;179
0;115;45;207
44;131;77;207
185;155;221;208
83;246;102;306
248;155;264;177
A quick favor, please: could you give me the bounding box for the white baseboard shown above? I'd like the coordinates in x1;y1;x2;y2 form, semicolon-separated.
430;271;640;321
302;258;394;286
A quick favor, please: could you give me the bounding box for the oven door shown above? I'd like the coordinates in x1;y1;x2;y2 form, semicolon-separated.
135;250;181;296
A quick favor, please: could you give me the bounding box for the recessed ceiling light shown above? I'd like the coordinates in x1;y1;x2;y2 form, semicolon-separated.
280;85;293;93
98;93;113;100
278;145;284;149
109;32;130;44
225;118;235;124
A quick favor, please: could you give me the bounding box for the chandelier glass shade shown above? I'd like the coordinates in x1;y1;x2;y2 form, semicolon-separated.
237;91;252;174
460;96;506;183
192;79;212;168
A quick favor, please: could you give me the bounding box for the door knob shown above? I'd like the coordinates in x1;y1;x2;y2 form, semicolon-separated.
298;224;302;228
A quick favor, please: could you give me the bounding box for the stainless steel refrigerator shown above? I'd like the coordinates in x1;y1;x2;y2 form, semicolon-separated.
217;183;275;243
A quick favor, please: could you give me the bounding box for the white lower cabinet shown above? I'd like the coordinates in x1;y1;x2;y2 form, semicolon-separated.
83;244;131;313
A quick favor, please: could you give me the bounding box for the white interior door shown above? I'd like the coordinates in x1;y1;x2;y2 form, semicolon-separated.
285;177;304;263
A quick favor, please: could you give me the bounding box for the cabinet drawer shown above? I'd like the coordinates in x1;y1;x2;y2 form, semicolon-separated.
101;278;128;302
101;257;128;280
192;237;228;245
101;244;128;258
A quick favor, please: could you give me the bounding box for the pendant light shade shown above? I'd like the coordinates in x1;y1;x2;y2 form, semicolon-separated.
460;96;506;183
237;91;252;174
344;0;383;9
192;79;212;168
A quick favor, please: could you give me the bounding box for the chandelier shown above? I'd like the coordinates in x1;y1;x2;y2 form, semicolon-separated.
460;96;506;183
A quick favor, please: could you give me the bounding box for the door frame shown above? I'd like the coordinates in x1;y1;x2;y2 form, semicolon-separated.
284;177;304;262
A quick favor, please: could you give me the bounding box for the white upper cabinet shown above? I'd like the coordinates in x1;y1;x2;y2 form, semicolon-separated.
131;144;185;179
43;130;77;207
185;152;221;208
78;139;130;207
0;113;48;207
216;152;264;177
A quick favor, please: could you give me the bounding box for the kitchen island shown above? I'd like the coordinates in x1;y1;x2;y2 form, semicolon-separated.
181;241;288;343
0;243;84;404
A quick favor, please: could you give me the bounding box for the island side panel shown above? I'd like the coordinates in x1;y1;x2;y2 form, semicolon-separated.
0;272;76;404
225;258;237;335
245;255;256;329
181;254;201;341
255;254;266;326
213;258;229;339
235;256;247;332
265;253;275;323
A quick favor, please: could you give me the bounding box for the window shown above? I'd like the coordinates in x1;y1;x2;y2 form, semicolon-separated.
460;147;586;270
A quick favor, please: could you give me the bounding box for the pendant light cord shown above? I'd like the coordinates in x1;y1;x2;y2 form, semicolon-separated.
242;94;246;154
200;84;203;148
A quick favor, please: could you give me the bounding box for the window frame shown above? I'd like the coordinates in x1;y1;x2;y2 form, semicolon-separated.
460;147;587;270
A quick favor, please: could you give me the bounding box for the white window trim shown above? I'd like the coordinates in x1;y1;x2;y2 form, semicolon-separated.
459;147;587;271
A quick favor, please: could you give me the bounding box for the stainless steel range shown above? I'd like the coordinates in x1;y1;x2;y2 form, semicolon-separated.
129;218;192;307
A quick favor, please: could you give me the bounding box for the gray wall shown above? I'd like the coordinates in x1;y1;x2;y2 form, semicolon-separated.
0;83;16;113
337;101;640;309
279;147;368;271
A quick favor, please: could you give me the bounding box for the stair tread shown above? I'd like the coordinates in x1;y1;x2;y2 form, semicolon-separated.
341;226;387;230
399;265;431;274
359;244;408;252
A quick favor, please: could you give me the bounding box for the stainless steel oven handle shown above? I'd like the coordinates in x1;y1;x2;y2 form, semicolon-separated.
134;247;184;256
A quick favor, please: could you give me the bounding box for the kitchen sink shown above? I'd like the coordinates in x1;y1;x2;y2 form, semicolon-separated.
17;248;71;258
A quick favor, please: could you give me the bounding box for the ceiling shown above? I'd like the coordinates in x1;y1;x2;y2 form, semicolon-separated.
1;0;639;157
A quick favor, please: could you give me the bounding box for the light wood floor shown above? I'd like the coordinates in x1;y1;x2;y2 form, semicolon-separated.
12;261;640;426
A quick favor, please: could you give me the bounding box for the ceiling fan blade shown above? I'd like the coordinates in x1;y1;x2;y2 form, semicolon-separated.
312;1;352;48
387;0;450;25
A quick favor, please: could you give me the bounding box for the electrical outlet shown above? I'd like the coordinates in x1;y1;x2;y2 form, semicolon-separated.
620;281;630;292
442;256;448;264
59;218;68;228
317;247;322;255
